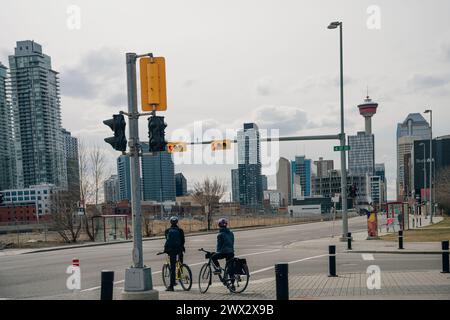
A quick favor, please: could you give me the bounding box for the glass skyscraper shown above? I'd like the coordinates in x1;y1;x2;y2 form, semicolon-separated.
348;131;375;176
9;41;67;189
237;123;263;209
117;155;131;201
175;173;187;197
141;143;175;202
291;156;311;197
62;129;80;198
396;113;430;200
231;168;239;203
0;62;15;190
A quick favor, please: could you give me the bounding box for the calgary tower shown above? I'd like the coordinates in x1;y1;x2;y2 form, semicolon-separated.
358;95;378;135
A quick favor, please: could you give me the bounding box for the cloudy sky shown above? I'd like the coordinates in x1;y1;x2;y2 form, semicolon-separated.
1;0;450;200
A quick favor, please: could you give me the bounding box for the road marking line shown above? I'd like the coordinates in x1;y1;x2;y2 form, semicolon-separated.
362;254;374;261
251;254;329;275
80;249;281;292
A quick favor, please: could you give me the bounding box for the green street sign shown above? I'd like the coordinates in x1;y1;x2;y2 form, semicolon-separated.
334;145;351;152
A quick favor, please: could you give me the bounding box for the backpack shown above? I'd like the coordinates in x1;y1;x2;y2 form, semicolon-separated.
228;258;248;275
166;227;182;249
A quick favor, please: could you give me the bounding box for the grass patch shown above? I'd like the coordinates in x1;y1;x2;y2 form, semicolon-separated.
380;217;450;242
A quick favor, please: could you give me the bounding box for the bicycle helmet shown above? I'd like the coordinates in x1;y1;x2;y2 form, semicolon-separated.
218;217;228;228
169;216;179;225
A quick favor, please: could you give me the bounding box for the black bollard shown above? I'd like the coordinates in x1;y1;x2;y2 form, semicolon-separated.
275;263;289;300
328;245;337;277
398;230;404;250
347;232;352;250
442;241;449;274
100;270;114;300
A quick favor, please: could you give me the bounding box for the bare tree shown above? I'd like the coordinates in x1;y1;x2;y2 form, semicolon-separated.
51;190;82;243
435;166;450;214
90;144;108;206
78;141;110;241
191;177;226;231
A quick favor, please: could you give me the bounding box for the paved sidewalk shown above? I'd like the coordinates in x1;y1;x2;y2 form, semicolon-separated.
33;270;450;300
19;216;449;300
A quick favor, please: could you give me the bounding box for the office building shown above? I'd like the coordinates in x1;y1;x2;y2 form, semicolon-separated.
348;131;375;176
104;175;120;203
237;123;263;208
261;175;268;191
9;41;67;189
313;157;334;197
175;173;187;197
311;169;369;204
62;129;80;199
276;157;292;206
291;156;311;197
0;184;55;216
263;190;282;208
141;143;176;202
314;157;334;178
0;62;15;190
397;113;431;200
117;155;131;201
231;169;239;203
412;135;450;199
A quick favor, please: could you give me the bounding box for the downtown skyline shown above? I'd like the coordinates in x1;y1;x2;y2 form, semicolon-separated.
1;1;450;200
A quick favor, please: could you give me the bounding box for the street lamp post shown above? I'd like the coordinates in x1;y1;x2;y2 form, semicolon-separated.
328;21;349;240
419;142;427;217
424;109;433;223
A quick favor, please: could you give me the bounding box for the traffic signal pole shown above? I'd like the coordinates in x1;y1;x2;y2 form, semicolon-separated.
122;52;157;299
126;53;144;269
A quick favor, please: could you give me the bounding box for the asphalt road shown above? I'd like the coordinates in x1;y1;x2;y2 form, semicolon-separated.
0;216;443;299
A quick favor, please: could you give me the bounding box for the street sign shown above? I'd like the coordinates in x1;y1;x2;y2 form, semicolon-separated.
211;139;231;151
334;145;350;152
167;141;187;153
139;57;167;111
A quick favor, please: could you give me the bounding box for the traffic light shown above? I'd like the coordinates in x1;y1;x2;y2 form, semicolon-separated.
103;114;127;152
148;115;167;152
211;139;231;151
348;185;357;198
167;142;187;153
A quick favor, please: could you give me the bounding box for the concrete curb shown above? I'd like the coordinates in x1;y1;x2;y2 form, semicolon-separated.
346;250;448;254
17;219;330;255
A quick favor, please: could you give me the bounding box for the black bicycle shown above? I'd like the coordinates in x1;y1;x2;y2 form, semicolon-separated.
197;248;250;294
157;252;192;291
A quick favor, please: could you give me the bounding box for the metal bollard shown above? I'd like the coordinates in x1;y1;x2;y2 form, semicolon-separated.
275;263;289;300
100;270;115;300
442;241;449;274
398;230;404;250
328;245;337;277
347;232;352;250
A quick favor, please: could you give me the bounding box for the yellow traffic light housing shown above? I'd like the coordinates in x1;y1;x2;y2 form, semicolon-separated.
140;57;167;111
211;140;231;151
167;142;187;153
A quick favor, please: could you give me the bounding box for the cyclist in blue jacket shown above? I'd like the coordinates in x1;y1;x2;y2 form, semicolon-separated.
211;218;234;274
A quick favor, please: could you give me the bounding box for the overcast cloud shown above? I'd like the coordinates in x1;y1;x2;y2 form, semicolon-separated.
1;0;450;198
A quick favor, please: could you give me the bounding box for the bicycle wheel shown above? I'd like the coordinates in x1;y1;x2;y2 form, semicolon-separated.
162;264;171;289
198;263;212;293
179;264;193;291
224;260;250;294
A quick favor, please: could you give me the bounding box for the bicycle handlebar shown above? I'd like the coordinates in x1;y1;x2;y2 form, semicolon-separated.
156;252;165;256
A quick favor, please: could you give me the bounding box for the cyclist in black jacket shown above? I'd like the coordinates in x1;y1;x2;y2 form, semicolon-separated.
164;216;185;291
